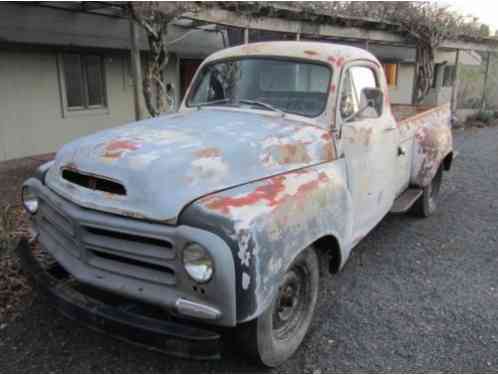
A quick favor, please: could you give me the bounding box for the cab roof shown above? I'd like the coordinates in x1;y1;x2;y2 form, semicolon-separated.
203;41;380;67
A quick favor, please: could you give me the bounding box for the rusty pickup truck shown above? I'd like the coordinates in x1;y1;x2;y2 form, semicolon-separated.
20;41;453;366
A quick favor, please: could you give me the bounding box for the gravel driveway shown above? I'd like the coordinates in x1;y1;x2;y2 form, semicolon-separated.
0;127;497;373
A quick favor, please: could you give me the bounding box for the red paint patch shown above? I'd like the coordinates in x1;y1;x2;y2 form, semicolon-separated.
103;139;141;159
336;57;345;67
330;83;336;93
202;172;330;215
328;56;336;64
203;175;287;214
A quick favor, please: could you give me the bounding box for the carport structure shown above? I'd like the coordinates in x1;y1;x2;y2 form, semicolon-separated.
7;2;498;116
180;3;498;113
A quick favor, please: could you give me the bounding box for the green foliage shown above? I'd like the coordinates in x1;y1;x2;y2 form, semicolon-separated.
479;24;490;38
475;110;497;124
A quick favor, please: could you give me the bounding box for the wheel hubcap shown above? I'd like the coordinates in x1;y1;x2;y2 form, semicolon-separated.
272;266;309;340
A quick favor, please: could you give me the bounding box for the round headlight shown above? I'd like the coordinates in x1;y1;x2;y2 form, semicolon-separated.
182;243;214;283
22;187;39;214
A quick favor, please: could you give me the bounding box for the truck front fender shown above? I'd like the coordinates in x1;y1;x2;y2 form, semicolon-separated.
179;161;353;323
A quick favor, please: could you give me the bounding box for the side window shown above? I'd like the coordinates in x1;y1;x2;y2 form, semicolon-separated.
340;66;380;121
59;53;107;116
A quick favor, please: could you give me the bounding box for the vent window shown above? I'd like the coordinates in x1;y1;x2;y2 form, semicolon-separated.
62;169;126;195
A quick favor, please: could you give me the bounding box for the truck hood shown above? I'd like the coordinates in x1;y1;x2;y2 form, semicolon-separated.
46;109;335;223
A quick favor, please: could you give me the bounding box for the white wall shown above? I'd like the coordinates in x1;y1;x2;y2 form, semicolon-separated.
387;63;415;105
0;49;137;161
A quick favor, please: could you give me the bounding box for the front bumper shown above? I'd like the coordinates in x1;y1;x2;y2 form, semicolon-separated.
23;178;236;327
17;238;222;359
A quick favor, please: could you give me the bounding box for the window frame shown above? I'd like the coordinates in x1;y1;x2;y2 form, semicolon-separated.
381;62;399;88
442;65;456;88
185;55;333;118
336;61;383;125
57;52;109;118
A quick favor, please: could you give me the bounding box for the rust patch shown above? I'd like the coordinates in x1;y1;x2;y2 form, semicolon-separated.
202;171;330;215
102;139;141;159
321;132;333;141
202;175;287;214
322;142;336;160
270;143;312;165
327;56;345;67
304;50;319;56
194;147;222;158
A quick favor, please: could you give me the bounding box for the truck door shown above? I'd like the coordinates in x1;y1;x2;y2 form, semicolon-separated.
335;63;398;240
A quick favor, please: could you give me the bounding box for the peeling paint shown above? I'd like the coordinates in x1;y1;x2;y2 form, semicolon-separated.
102;139;142;160
343;127;373;146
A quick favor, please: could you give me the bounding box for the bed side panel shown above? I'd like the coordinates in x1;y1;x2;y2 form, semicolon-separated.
398;104;453;187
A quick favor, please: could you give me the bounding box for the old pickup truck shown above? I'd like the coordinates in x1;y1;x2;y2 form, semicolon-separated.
20;41;453;366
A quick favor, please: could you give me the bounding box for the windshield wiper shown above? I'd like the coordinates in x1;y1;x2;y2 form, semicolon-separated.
238;99;284;116
195;98;231;108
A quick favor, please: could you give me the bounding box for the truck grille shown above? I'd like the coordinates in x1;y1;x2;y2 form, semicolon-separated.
37;198;177;286
62;169;126;196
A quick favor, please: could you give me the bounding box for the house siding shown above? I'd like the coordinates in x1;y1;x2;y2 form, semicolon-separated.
387;63;415;105
0;49;138;161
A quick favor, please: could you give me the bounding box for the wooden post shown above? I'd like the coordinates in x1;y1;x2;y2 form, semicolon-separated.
411;46;419;105
129;15;145;121
450;49;460;112
244;28;249;44
481;51;491;110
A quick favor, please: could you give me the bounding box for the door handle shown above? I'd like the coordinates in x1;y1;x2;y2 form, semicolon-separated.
384;126;397;132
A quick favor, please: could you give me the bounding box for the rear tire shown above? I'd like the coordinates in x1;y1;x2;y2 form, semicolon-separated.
412;166;443;217
236;247;319;367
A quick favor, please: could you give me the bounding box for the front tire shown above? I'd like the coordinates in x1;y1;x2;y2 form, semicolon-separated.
237;247;319;367
412;165;443;217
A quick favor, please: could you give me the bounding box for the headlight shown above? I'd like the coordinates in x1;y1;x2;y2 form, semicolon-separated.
22;186;39;214
182;243;214;283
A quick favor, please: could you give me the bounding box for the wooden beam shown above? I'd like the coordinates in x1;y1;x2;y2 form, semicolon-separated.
481;52;491;110
243;28;249;44
184;8;409;45
441;39;498;53
129;15;145;121
451;49;460;112
411;46;419;105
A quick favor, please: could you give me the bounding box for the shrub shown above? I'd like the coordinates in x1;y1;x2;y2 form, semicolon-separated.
475;110;496;124
0;205;17;254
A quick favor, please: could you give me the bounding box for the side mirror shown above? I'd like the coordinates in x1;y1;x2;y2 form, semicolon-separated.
344;87;383;122
361;87;383;117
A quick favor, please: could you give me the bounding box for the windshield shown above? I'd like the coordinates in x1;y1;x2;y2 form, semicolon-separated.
187;58;332;118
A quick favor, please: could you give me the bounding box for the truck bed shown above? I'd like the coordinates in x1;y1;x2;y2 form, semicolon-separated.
391;104;439;123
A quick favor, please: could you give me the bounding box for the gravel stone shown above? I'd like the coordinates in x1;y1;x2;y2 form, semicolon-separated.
0;127;497;372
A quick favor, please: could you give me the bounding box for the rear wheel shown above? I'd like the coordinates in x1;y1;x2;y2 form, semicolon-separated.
237;247;319;367
412;166;443;217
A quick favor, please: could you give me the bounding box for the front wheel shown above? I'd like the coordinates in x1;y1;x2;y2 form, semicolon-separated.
236;247;319;367
412;166;443;217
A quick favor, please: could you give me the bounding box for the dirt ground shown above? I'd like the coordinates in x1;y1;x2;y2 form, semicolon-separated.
0;128;497;372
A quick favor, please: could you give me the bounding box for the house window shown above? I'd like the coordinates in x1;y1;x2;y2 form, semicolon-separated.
382;63;398;87
61;53;107;112
442;65;456;87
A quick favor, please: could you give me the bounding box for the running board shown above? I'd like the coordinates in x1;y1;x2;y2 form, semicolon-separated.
390;188;423;214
